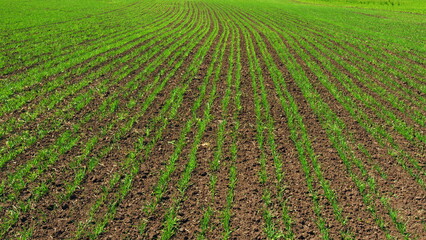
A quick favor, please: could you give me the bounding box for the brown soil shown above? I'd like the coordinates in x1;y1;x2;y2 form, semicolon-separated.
1;1;425;240
0;4;193;180
2;8;208;240
251;30;381;239
284;35;426;238
169;19;234;240
13;3;219;239
0;3;180;121
272;24;426;238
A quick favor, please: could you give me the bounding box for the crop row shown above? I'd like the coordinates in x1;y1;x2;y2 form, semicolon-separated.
1;0;424;239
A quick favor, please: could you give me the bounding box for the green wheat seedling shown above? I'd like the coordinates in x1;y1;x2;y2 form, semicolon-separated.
0;0;198;167
288;28;426;145
78;85;186;239
0;5;187;139
0;5;182;114
274;24;414;238
198;18;236;240
0;3;168;73
245;27;296;239
0;10;190;167
252;5;425;187
0;6;199;197
294;37;425;186
160;82;218;240
0;0;161;56
90;32;223;240
0;6;208;236
293;29;425;126
75;17;219;240
240;11;357;239
139;14;223;237
221;17;243;239
1;0;424;238
159;13;232;238
313;35;426;118
302;36;424;144
259;5;425;86
239;24;295;239
72;6;219;237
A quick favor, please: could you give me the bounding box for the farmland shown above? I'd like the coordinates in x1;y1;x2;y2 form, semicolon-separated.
0;0;425;239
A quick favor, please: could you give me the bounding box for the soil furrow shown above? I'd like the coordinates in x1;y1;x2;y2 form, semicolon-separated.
289;34;425;173
1;0;424;238
244;12;391;238
305;35;426;138
283;28;426;238
266;26;412;236
0;2;182;116
226;20;265;240
26;3;216;239
292;27;426;114
0;3;193;177
254;8;426;85
139;5;226;239
0;3;206;236
172;10;234;238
